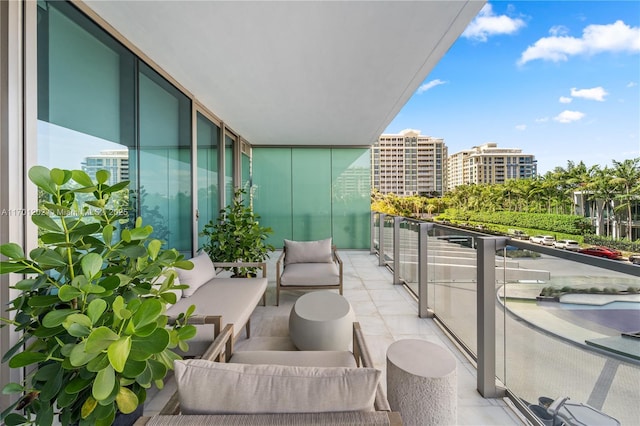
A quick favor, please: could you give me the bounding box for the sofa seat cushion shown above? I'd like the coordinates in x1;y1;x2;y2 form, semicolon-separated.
174;359;380;415
229;350;357;368
166;277;267;355
280;263;340;286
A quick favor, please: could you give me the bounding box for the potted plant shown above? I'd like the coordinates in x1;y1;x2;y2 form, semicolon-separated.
0;166;196;426
200;188;274;277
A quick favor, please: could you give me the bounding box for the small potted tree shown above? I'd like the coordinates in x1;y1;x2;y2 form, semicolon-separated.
200;188;274;277
0;166;196;426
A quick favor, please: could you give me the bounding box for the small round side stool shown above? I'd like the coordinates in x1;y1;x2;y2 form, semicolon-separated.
386;339;457;426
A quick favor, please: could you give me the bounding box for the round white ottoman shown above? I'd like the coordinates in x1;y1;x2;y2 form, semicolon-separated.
289;291;355;350
386;339;457;426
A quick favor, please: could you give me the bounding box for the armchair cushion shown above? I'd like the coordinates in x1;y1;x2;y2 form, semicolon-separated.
284;238;333;265
280;263;340;286
174;359;380;414
178;252;216;297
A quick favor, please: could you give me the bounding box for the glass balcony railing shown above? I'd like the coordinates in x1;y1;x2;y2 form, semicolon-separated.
372;212;640;425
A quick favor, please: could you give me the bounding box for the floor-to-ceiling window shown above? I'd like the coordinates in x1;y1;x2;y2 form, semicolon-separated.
138;64;192;253
224;132;236;207
196;113;220;248
38;0;193;255
241;143;251;207
37;0;134;185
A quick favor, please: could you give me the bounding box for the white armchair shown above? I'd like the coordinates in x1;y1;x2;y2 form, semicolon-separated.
275;238;343;305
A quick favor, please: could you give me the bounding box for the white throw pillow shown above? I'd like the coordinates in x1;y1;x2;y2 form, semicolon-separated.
284;238;333;265
177;252;216;297
174;359;380;414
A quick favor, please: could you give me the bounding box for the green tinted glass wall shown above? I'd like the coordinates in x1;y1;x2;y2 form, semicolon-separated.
139;64;192;254
197;113;220;249
292;149;332;241
252;148;370;249
332;149;371;248
252;148;292;246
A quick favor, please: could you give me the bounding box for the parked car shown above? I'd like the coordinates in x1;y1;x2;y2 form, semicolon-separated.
529;235;556;245
629;254;640;265
553;239;580;251
508;229;529;240
578;246;623;260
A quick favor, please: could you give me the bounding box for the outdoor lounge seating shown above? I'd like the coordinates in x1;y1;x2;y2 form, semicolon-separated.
167;252;268;355
135;322;402;425
275;238;343;305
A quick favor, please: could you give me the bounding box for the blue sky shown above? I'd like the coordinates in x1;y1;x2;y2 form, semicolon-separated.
384;1;640;175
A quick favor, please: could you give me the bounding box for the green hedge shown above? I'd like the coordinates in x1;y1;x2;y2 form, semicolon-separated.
439;209;593;235
583;235;640;252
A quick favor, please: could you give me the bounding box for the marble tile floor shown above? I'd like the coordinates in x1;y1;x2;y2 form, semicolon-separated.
146;250;528;425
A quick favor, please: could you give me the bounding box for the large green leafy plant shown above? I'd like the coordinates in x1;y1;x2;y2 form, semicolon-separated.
200;188;274;277
0;166;196;426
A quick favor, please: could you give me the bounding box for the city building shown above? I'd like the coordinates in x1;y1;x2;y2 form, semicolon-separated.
82;149;129;185
447;142;537;190
372;129;447;196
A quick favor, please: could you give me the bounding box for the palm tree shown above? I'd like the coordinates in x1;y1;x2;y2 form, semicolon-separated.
610;158;640;239
591;166;615;237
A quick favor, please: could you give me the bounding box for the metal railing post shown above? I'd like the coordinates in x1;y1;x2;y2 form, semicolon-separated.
476;237;507;398
393;216;401;285
370;212;376;255
378;214;386;266
418;222;434;318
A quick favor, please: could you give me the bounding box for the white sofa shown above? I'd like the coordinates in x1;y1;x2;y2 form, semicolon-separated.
167;252;268;356
135;322;402;425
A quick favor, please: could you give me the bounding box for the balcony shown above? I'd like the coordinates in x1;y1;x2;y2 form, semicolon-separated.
145;250;525;425
144;214;639;424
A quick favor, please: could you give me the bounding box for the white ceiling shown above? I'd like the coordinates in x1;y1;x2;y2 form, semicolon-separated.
82;1;484;146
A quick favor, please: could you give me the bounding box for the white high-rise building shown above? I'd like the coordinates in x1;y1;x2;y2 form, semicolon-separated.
372;129;447;196
82;149;129;185
447;143;536;190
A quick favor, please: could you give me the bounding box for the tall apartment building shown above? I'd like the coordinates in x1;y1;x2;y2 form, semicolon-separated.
447;143;536;190
372;129;447;196
82;149;130;185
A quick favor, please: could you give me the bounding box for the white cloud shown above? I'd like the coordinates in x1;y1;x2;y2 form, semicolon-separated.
628;82;638;88
518;20;640;65
515;124;527;131
570;87;608;101
549;25;570;37
462;4;526;42
554;110;585;123
535;117;550;123
416;79;447;94
559;96;572;104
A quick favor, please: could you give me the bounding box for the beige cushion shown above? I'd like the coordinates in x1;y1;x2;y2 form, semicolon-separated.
229;350;357;368
284;238;333;265
166;277;267;356
280;263;340;286
174;359;380;414
178;252;216;297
